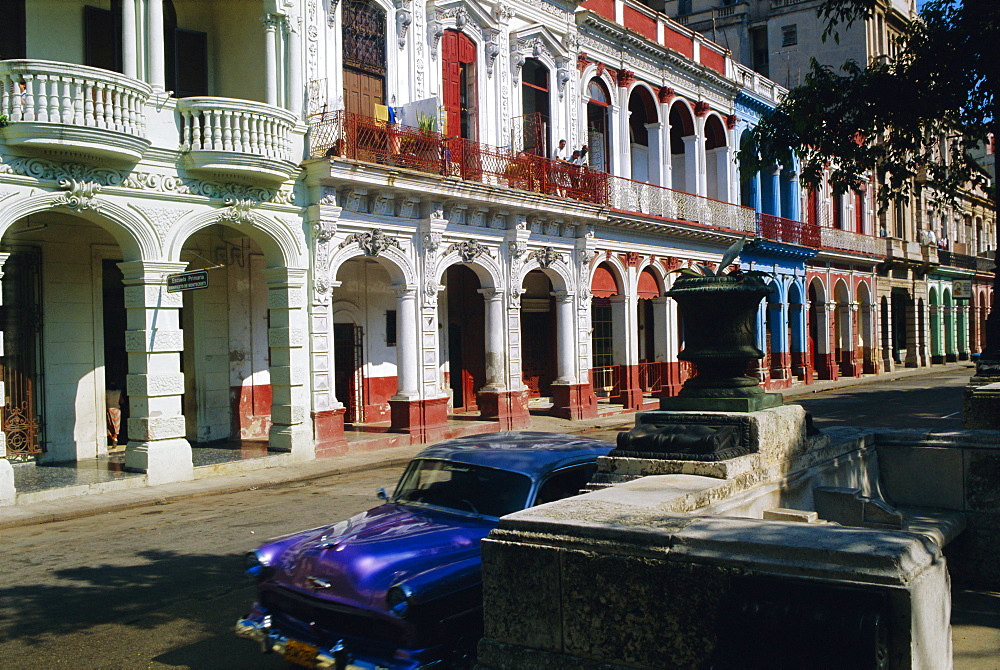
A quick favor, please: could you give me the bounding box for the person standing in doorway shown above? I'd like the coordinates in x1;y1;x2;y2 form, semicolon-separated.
106;383;123;448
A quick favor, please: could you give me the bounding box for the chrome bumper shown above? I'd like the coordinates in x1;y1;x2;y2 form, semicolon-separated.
235;613;395;669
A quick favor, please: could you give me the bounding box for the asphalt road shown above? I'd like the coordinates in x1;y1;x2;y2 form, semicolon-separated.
0;365;992;669
0;468;409;669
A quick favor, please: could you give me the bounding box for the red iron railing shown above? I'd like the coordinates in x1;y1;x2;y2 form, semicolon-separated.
638;361;663;393
311;111;607;204
756;213;821;248
590;365;620;398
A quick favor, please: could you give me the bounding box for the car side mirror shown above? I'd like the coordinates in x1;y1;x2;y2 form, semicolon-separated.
377;488;389;501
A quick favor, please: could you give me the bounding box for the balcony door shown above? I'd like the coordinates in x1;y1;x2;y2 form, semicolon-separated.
442;30;477;140
342;0;386;118
0;0;25;59
84;2;123;73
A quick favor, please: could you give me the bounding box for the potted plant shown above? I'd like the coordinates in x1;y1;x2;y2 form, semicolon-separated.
664;237;782;412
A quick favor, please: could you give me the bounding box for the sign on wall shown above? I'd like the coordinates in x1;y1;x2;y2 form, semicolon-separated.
952;279;973;299
166;270;209;292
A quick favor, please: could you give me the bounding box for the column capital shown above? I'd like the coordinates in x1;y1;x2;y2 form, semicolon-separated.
478;288;503;302
393;284;419;299
263;267;308;288
118;260;189;284
551;290;576;304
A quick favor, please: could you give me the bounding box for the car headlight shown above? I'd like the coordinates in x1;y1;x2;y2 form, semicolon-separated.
386;584;413;618
244;550;272;581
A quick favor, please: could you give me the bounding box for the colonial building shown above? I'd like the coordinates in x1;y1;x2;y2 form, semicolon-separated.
0;0;992;500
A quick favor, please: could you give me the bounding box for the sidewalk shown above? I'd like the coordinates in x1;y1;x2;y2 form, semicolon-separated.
0;361;974;531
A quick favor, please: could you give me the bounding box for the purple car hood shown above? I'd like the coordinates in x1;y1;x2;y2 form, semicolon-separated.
270;503;494;609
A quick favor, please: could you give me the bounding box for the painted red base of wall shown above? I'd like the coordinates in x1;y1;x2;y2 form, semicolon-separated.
550;383;598;420
390;396;450;444
612;365;646;410
766;352;794;391
363;375;398;423
791;351;814;384
231;384;272;440
313;408;347;450
656;361;688;397
815;354;839;381
478;389;531;430
839;353;862;378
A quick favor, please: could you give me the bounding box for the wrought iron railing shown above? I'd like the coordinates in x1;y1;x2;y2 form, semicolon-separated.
590;365;620;398
820;227;883;255
937;250;997;273
311;112;760;229
757;213;821;248
605;175;757;234
638;361;664;393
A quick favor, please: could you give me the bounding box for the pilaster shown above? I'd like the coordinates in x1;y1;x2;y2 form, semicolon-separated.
119;260;193;485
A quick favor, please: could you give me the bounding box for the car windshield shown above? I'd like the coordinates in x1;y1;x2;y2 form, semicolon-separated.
393;459;533;518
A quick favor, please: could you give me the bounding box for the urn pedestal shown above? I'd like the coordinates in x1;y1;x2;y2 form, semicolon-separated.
661;274;782;412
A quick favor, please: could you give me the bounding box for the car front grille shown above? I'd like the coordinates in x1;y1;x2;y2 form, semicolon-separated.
261;587;405;646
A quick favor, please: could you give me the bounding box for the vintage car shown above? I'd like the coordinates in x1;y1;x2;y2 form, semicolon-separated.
235;431;611;669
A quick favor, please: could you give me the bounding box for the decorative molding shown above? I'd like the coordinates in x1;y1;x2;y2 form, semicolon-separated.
53;178;102;213
131;204;191;242
494;3;516;22
530;246;564;268
577;52;591;72
313;220;337;305
396;8;412;48
556;56;571;100
726;114;738;130
447;239;493;263
508;240;527;258
616;69;635;88
338;228;402;256
218;197;258;225
659;86;675;104
319;186;338;205
694;101;711;117
327;0;339;25
485;30;501;78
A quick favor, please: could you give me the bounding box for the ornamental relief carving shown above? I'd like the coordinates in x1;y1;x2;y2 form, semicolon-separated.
338;228;402;256
130;204;193;243
530;246;564;268
54;178;102;213
446;239;494;263
218;197;259;225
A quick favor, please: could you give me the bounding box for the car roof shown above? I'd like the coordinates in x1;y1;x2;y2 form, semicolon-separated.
413;431;613;479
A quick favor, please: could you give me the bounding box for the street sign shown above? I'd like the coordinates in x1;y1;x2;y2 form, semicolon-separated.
952;279;973;299
166;270;209;292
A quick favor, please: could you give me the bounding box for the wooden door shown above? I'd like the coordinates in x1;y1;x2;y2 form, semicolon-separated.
442;30;476;140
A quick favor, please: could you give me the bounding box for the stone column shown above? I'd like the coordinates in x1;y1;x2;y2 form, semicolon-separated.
286;13;303;116
783;169;801;221
957;301;970;360
945;305;958;362
310;282;346;450
683;135;701;197
265;268;313;460
550;291;596;419
147;0;165;91
390;285;447;440
478;289;529;429
767;167;782;217
645;122;663;186
263;14;280;108
651;296;673;396
610;294;642;409
789;301;812;382
769;301;793;388
119;261;193;485
122;0;138;79
0;253;14;505
904;294;922;368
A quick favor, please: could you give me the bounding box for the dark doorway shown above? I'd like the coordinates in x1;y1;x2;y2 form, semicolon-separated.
0;246;44;459
445;266;485;412
587;79;610;172
521;271;556;398
84;2;123;73
102;260;128;445
891;289;908;364
333;323;365;423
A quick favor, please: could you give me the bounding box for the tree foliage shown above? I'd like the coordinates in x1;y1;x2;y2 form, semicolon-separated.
738;0;998;211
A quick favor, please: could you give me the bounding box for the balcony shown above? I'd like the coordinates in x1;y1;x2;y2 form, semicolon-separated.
819;227;883;256
938;250;998;273
177;97;299;185
310;111;754;234
0;59;152;164
756;213;821;247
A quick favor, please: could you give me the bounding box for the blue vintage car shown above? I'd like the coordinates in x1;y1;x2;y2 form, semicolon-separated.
235;432;611;669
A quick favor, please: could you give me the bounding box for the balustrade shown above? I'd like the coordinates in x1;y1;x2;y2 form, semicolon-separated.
177;97;297;161
0;59;150;136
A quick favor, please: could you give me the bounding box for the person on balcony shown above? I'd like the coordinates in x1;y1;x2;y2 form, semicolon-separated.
552;139;568;162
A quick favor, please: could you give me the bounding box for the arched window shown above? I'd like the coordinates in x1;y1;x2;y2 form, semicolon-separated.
342;0;386;118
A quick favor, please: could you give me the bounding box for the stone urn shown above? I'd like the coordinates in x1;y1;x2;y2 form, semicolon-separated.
662;242;783;412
